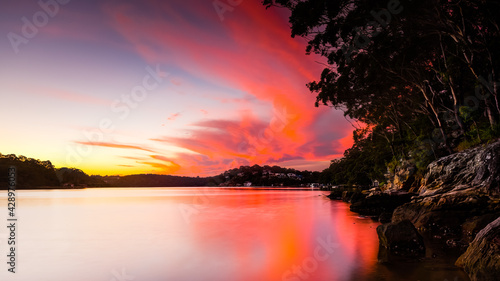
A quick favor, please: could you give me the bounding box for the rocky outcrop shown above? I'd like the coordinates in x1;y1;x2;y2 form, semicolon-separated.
456;216;500;281
377;220;426;263
326;140;500;276
418;140;500;197
389;140;500;280
392;140;500;241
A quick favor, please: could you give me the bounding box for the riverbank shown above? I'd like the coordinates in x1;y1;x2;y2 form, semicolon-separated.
327;140;500;281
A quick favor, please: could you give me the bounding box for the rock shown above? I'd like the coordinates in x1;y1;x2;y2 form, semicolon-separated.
384;159;416;191
462;213;500;245
347;190;366;203
327;188;366;203
342;190;354;202
392;194;494;239
350;193;413;217
326;189;343;200
456;216;500;281
379;212;393;223
418;140;500;197
377;220;426;263
392;140;500;241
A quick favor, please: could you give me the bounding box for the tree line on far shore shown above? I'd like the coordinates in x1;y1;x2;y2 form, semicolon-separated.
0;153;322;188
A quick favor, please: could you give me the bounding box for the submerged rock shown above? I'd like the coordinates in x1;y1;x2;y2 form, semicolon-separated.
377;220;425;263
456;216;500;281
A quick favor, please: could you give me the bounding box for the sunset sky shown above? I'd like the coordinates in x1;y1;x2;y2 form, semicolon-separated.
1;0;353;176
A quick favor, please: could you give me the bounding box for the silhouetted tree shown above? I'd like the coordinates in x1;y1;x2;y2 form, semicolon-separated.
263;0;500;184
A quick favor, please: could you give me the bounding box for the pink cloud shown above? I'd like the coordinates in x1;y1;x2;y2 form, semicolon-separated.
139;160;181;174
101;0;352;174
75;141;156;153
167;112;181;121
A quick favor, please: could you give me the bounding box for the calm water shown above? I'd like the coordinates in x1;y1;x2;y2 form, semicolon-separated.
0;187;468;281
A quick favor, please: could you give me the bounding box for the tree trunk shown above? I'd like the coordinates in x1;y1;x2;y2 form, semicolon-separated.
418;87;452;154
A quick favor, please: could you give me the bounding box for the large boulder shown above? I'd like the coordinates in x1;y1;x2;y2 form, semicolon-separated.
456;216;500;281
418;140;500;197
392;140;500;241
377;220;426;263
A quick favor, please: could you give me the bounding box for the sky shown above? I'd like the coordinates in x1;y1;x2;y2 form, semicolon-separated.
0;0;353;176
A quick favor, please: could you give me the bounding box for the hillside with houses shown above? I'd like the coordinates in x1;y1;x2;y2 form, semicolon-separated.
211;165;321;187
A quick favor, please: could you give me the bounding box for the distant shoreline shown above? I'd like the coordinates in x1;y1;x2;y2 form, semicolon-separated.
0;186;85;190
0;186;324;191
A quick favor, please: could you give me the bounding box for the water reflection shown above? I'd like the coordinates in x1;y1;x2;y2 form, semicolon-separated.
0;188;467;281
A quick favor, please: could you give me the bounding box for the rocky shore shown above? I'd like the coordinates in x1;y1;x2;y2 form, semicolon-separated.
328;140;500;281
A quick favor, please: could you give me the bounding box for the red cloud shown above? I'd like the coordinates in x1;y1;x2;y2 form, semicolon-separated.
101;0;353;175
151;114;350;176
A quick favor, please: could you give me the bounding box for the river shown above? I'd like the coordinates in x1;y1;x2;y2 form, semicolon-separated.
0;187;468;281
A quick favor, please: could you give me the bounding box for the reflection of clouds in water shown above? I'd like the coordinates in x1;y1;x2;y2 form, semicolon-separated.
0;188;383;281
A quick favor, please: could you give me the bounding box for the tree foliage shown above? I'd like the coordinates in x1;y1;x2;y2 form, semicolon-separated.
263;0;500;185
0;153;60;188
210;165;320;186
